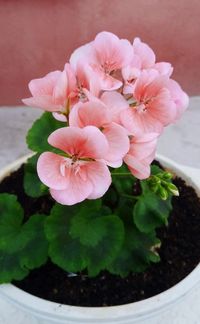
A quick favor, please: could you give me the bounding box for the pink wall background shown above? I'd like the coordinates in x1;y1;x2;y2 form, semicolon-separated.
0;0;200;105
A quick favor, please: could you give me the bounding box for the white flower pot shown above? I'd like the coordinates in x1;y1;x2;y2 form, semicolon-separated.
0;155;200;324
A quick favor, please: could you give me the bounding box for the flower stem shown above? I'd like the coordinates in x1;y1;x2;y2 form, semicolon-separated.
121;194;140;200
111;172;132;176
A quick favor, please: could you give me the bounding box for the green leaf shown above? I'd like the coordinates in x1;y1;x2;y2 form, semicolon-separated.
114;196;135;223
0;194;25;252
150;164;163;175
86;214;124;277
45;203;87;273
26;112;64;153
0;252;29;283
0;194;48;283
133;192;172;233
19;214;49;269
70;205;111;247
24;154;48;198
102;187;118;208
70;205;124;276
111;164;136;195
107;223;160;277
45;201;125;277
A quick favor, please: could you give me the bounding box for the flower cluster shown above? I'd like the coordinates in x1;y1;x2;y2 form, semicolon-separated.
23;31;188;206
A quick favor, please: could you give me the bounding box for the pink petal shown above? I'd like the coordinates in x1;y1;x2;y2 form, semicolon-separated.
83;64;102;96
70;42;95;71
37;152;69;190
100;91;129;123
52;112;67;122
103;159;123;168
133;38;155;69
167;79;189;119
124;132;158;179
94;31;133;69
85;161;112;199
53;70;68;105
124;154;151;179
119;39;134;66
48;126;109;159
94;31;121;67
102;123;130;166
22;96;61;111
69;101;111;128
64;63;77;94
50;166;93;205
28;71;61;96
99;72;122;91
149;88;177;125
154;62;173;77
122;64;141;83
128;133;159;160
68;103;81;126
134;71;166;102
120;108;163;135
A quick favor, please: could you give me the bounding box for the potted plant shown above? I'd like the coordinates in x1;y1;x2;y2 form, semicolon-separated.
0;31;199;324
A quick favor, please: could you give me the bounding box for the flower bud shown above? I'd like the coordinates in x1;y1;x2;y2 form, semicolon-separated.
162;172;173;180
158;186;168;200
167;183;179;196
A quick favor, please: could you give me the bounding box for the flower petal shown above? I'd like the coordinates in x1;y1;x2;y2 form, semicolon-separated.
69;101;111;128
102;123;130;166
48;126;109;159
37;152;69;190
133;37;155;69
85;161;111;199
94;31;133;69
53;112;67;122
124;154;151;179
101;91;129;123
22;96;61;111
154;62;173;77
120;108;163;135
53;70;68;104
28;71;61;96
167;79;189;119
50;167;93;205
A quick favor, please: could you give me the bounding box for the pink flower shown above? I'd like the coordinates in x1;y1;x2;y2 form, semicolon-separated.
124;133;159;179
70;31;133;91
120;70;188;135
122;38;173;94
37;126;112;205
133;37;156;70
100;91;129;124
69;99;130;167
70;61;102;99
22;64;77;118
166;79;189;120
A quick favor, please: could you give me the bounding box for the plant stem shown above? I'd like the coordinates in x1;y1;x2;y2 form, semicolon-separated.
111;172;132;176
121;194;140;200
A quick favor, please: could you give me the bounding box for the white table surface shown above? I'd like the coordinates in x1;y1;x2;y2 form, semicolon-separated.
0;98;200;323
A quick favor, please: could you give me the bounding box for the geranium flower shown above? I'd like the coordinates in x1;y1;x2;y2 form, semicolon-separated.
120;70;188;135
37;126;111;205
69;99;130;167
22;64;77;118
70;31;133;91
122;38;173;94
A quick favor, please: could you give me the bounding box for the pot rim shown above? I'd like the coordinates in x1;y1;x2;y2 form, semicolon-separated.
0;154;200;323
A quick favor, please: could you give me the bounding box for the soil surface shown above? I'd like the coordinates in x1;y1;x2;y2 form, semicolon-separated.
0;164;200;307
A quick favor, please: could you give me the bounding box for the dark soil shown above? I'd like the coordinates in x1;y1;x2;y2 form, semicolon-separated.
0;164;200;307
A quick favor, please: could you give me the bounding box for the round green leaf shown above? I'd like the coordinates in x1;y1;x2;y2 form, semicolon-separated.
133;192;172;233
26;112;64;153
